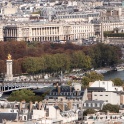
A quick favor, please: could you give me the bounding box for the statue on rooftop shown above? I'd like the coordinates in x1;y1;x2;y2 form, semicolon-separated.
7;54;12;60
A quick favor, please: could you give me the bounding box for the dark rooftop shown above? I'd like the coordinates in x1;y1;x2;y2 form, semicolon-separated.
46;86;84;99
0;113;17;123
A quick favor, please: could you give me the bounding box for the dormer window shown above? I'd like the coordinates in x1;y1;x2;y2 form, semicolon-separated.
74;92;76;96
97;103;100;107
88;103;91;107
78;92;80;95
83;103;86;107
92;103;95;107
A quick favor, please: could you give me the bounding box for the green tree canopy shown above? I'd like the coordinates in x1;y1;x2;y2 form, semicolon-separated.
102;104;119;113
83;109;96;116
81;77;90;87
7;89;43;103
89;43;120;68
81;71;104;87
71;51;92;70
112;78;124;86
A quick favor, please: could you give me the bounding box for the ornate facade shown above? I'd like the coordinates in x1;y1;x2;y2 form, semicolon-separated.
3;21;124;42
3;22;95;42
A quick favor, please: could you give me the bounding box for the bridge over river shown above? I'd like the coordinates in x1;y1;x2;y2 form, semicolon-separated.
0;81;60;93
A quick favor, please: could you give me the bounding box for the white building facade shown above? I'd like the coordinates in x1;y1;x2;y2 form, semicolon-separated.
89;81;123;91
92;92;120;105
3;22;95;42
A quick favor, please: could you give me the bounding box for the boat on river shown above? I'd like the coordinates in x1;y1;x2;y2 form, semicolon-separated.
116;66;124;71
115;64;124;71
95;69;108;74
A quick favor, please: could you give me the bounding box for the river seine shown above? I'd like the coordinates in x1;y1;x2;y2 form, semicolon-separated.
103;70;124;80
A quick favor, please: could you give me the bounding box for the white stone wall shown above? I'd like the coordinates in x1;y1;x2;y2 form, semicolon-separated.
32;110;45;119
90;81;123;91
92;92;120;105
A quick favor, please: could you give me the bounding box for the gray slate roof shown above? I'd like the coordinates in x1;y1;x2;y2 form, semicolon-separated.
83;100;104;110
0;113;17;123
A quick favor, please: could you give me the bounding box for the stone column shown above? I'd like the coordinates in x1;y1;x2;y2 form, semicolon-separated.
101;23;104;42
5;54;13;81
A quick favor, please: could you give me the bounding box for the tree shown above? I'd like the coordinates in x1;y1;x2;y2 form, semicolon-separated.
89;43;121;68
85;71;104;82
83;109;96;116
71;51;91;70
22;57;41;74
7;89;43;103
112;78;123;86
102;104;119;113
81;71;103;87
81;77;90;87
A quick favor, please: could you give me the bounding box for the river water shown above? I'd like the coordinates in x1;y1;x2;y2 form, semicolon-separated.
103;70;124;80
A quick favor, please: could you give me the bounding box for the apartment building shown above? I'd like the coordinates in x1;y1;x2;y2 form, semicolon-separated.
89;80;123;91
92;92;120;105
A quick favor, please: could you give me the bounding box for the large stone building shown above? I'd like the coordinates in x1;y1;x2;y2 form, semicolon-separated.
3;21;95;42
2;20;124;42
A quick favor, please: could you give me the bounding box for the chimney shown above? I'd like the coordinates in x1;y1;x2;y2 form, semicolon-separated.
38;101;42;110
68;100;72;109
58;102;64;111
29;101;33;112
58;86;61;95
19;102;22;111
70;86;72;92
77;91;79;96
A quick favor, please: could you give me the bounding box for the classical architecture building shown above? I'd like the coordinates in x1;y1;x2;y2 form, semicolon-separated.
3;21;95;42
2;20;124;42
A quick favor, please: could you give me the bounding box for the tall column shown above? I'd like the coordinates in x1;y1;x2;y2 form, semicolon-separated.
5;54;13;81
8;29;10;37
101;23;104;42
11;29;12;37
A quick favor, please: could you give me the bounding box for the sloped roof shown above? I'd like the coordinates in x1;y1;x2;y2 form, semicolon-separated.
0;113;17;123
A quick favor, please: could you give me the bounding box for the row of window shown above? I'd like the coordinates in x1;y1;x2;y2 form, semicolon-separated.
57;14;99;19
83;103;101;107
94;94;108;96
50;92;82;96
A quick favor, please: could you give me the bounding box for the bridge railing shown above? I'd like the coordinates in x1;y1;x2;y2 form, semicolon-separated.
1;80;67;84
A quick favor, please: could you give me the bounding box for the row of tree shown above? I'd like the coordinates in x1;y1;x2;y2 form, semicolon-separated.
22;51;91;74
104;31;124;37
0;42;121;75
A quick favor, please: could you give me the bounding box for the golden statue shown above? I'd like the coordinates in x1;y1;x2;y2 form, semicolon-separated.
7;54;12;60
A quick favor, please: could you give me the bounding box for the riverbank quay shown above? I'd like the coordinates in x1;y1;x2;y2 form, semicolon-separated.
94;67;115;74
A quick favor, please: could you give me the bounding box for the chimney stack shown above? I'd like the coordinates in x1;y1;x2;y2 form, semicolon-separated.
29;101;33;112
68;100;72;109
58;86;61;95
19;102;22;111
38;101;42;110
70;86;72;92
